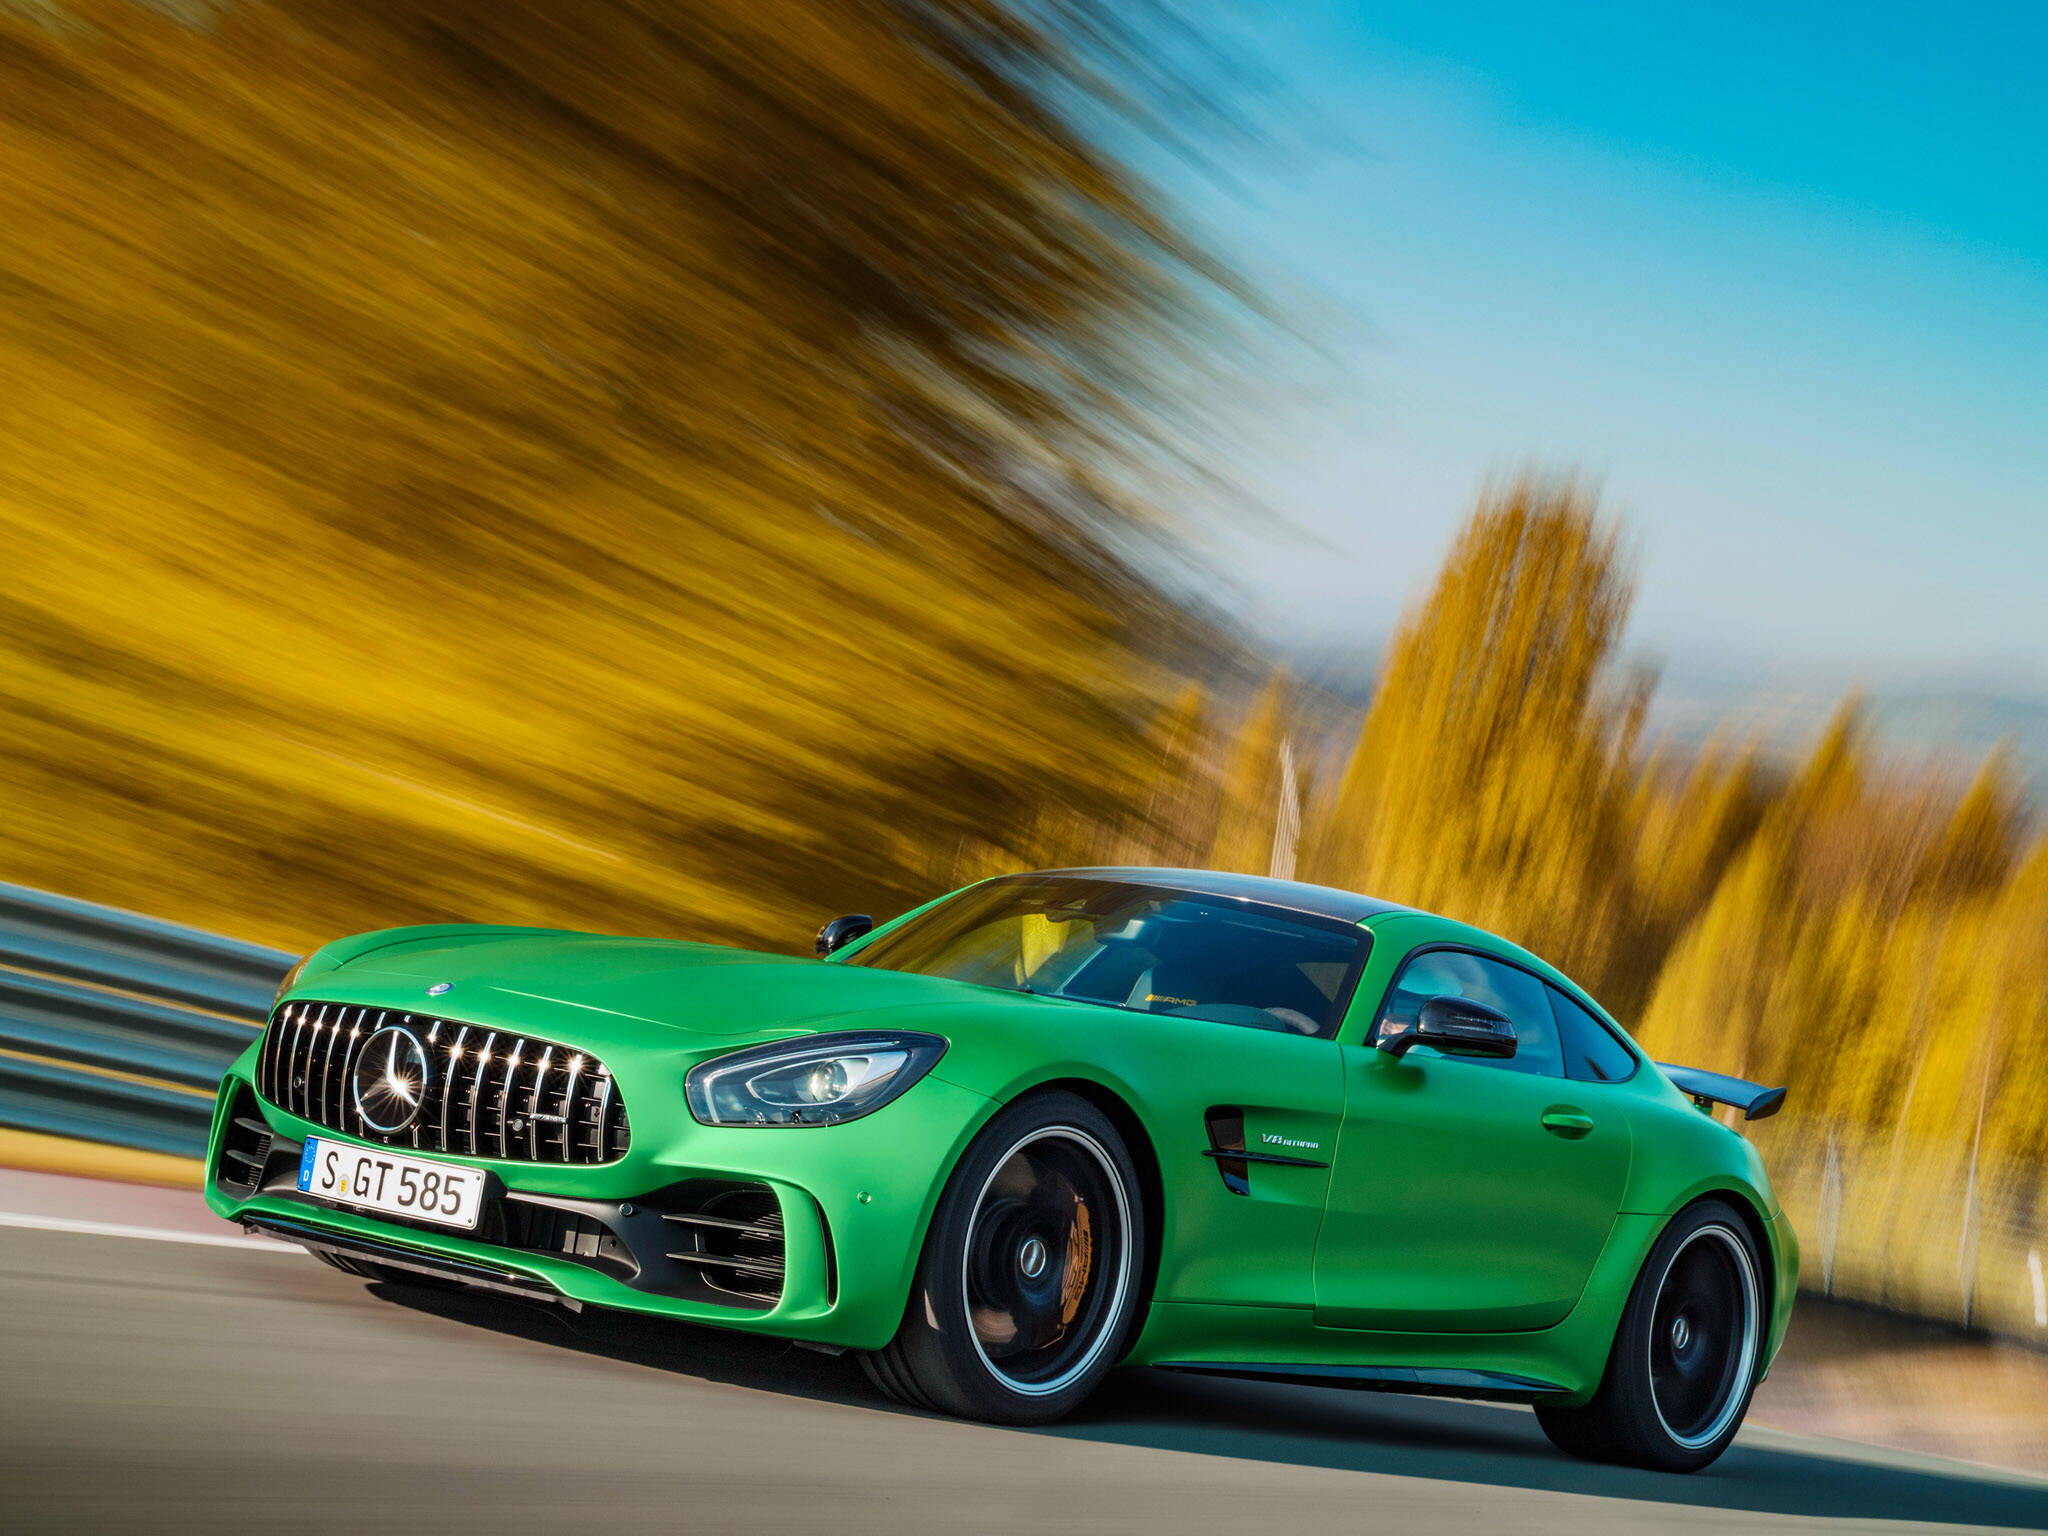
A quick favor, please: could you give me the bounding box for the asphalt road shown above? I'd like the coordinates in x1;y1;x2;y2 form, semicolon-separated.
6;1214;2048;1535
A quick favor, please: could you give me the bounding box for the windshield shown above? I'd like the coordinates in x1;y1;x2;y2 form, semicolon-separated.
845;875;1371;1038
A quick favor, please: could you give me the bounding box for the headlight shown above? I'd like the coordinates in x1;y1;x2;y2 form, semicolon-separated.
271;954;311;1011
685;1032;947;1127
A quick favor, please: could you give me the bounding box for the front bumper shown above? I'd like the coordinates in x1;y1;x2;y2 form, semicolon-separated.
203;1036;994;1349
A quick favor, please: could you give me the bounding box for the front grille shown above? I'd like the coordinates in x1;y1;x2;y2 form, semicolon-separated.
257;1001;631;1164
661;1181;786;1308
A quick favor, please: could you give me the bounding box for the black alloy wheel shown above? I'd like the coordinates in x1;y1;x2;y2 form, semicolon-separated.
1648;1223;1759;1451
1536;1198;1765;1472
962;1124;1127;1395
862;1090;1144;1424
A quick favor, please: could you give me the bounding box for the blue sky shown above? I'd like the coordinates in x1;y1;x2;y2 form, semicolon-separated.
1187;1;2048;691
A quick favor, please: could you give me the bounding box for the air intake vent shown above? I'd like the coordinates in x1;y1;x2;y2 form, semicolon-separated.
214;1087;274;1197
502;1201;636;1280
661;1182;786;1309
256;1002;630;1165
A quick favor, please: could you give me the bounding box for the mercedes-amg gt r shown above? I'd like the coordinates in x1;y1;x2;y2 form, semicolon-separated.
206;867;1794;1472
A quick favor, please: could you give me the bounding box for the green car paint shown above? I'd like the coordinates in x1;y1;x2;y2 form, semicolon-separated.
205;869;1796;1407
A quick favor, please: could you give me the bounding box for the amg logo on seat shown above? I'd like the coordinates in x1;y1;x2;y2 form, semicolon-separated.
1262;1132;1320;1151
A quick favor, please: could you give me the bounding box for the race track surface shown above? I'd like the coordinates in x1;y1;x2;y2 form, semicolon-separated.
5;1188;2048;1535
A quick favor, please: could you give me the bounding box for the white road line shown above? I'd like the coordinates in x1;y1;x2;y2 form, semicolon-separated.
0;1210;290;1252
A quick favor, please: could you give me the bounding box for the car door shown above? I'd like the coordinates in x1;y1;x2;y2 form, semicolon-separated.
1312;941;1632;1332
1156;1022;1346;1310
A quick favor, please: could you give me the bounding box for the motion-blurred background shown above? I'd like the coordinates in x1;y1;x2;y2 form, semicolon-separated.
3;0;2046;1483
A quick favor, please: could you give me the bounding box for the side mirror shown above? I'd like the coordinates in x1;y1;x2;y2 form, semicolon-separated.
815;914;874;957
1383;995;1517;1059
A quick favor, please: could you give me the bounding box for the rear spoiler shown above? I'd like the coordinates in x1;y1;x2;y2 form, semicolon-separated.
1656;1063;1786;1122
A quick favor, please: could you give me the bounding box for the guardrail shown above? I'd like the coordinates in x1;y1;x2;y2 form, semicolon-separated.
0;881;297;1158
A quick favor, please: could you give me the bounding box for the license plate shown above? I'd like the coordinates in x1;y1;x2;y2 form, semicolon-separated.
297;1137;485;1230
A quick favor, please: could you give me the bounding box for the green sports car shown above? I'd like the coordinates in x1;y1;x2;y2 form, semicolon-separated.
205;867;1795;1472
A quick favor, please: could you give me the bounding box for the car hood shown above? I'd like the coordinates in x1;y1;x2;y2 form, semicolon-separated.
334;929;980;1042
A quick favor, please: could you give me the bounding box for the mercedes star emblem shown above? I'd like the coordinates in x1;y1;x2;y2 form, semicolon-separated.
351;1025;431;1134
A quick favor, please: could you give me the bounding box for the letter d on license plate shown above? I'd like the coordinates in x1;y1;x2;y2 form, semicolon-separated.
298;1137;485;1230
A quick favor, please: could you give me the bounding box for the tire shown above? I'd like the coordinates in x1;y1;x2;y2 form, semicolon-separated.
1537;1199;1766;1473
860;1090;1145;1425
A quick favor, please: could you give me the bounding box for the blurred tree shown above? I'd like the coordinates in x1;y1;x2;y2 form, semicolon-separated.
1622;736;1768;1005
1914;747;2024;901
0;0;1250;949
1208;672;1293;877
1306;476;1648;1002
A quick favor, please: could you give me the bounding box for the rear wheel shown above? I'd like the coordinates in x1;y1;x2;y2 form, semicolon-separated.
1536;1199;1765;1473
860;1091;1144;1424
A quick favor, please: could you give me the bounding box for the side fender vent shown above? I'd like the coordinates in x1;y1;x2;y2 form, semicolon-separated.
1204;1106;1251;1196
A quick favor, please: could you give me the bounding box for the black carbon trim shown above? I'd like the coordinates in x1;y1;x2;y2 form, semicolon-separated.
1155;1361;1565;1401
245;1214;580;1310
1200;1148;1329;1169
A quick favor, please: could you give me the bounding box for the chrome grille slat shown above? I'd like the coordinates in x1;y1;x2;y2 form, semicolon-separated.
590;1070;613;1161
415;1020;439;1149
275;1007;295;1107
340;1009;369;1131
287;1005;317;1119
526;1047;554;1160
338;1011;374;1137
258;1008;279;1104
559;1055;583;1165
468;1030;497;1157
263;1004;283;1106
315;1011;340;1127
256;1004;627;1166
439;1026;468;1152
311;1006;333;1122
304;1005;332;1121
496;1041;525;1159
327;1012;347;1133
343;1010;367;1122
608;1071;629;1159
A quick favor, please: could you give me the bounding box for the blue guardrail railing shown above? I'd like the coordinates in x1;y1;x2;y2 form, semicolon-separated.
0;881;297;1159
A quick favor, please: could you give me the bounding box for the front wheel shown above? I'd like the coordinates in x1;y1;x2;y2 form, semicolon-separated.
861;1090;1145;1425
1537;1199;1766;1473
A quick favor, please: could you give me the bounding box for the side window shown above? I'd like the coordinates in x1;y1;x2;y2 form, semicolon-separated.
1374;950;1563;1077
1548;986;1638;1082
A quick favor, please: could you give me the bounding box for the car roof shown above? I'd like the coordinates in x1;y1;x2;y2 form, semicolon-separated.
1024;866;1413;925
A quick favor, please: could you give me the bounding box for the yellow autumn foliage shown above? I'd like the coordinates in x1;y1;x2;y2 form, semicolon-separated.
0;0;1237;951
1307;477;1651;1003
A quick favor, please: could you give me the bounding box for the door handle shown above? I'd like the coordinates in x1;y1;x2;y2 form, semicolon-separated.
1541;1108;1596;1137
